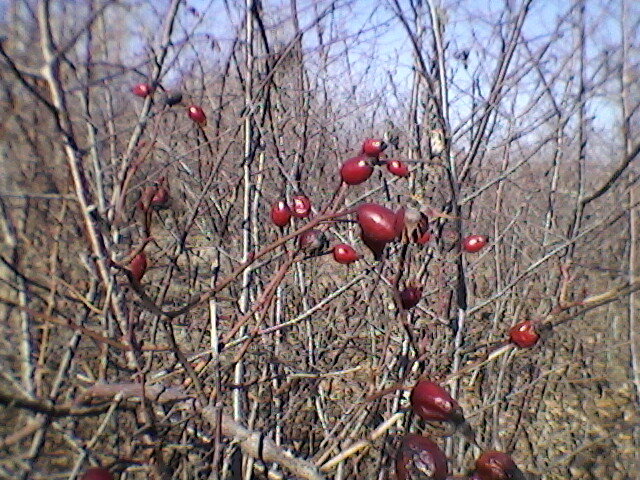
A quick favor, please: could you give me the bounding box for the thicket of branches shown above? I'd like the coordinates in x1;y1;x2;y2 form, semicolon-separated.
1;0;639;479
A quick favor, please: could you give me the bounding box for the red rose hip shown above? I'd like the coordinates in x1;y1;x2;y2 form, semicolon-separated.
270;200;292;227
332;244;360;264
462;234;488;253
356;203;398;243
386;159;409;177
187;105;207;125
132;83;153;98
509;320;539;348
340;156;373;185
361;138;387;157
410;380;465;424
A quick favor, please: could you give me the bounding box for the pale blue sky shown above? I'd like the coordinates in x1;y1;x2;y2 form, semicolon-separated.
135;0;637;139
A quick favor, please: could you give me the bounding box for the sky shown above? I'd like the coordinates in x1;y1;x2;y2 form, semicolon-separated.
130;0;637;139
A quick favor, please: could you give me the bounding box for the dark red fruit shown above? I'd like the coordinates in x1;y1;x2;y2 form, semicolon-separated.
270;201;291;227
291;195;312;218
332;244;360;264
129;252;147;283
132;83;153;98
462;234;488;253
410;380;465;424
361;232;387;261
81;467;113;480
340;156;373;185
187;105;207;125
361;138;387;157
298;229;327;255
357;203;398;243
395;434;448;480
400;286;422;309
386;159;409;177
509;320;539;348
475;451;525;480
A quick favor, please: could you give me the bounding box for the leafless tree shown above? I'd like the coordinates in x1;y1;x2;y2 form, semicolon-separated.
1;1;639;479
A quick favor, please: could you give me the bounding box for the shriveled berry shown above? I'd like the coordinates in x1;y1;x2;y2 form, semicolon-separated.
396;207;430;244
400;286;422;309
138;185;157;212
395;434;449;480
417;231;431;244
151;186;170;209
298;229;328;255
475;451;525;480
410;380;465;424
164;91;183;106
129;252;147;283
291;195;312;218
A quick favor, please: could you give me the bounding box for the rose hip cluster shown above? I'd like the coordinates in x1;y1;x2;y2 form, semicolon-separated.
340;138;410;184
396;380;527;479
266;138;540;349
331;140;541;475
121;86;547;477
270;195;313;227
122;176;172;284
270;194;362;264
339;140;487;256
131;82;207;125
